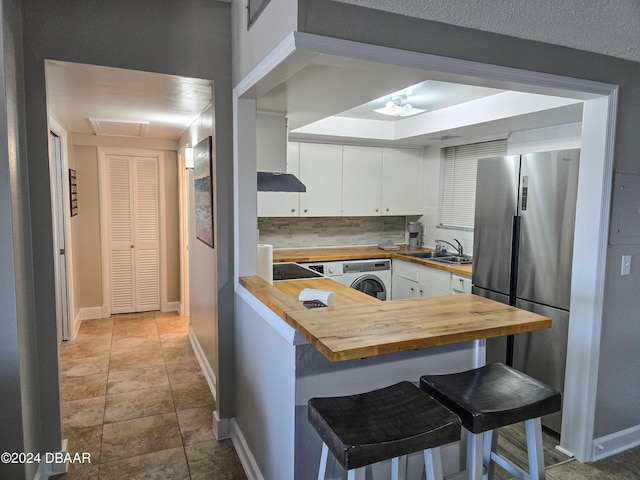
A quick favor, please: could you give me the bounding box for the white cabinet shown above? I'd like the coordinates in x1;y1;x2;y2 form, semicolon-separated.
257;142;300;217
299;143;343;217
258;142;422;218
392;275;419;299
342;145;383;216
381;148;421;215
392;259;451;299
417;265;451;297
451;274;472;294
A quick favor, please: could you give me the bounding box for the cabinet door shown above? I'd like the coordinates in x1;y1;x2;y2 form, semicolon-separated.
417;265;451;297
257;142;300;217
381;148;421;215
299;143;343;216
391;275;419;300
392;259;419;282
451;274;472;294
342;145;383;216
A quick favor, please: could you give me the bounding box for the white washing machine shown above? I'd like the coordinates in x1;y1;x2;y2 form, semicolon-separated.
301;259;392;301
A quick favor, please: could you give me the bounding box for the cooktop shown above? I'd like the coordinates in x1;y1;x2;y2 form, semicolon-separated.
273;262;324;281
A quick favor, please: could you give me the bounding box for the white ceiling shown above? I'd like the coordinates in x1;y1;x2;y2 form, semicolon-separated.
45;61;213;140
46;51;583;148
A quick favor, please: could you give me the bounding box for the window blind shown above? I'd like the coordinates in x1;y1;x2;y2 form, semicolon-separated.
441;139;507;229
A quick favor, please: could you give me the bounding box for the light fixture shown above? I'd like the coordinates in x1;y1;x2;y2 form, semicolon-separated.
184;147;194;169
373;94;425;117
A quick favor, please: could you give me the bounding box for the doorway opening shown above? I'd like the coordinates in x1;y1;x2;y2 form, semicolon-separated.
234;33;616;463
45;60;213;335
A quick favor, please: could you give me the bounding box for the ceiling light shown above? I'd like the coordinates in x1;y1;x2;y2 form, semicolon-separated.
374;95;425;117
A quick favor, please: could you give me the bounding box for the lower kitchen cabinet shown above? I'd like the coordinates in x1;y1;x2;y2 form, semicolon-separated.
392;259;452;299
417;265;451;297
451;274;472;294
391;275;419;299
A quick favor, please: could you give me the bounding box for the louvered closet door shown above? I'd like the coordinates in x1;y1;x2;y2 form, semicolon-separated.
107;155;159;314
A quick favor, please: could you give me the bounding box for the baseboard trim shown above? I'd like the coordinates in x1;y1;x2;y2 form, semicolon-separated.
230;418;264;480
77;306;105;321
163;301;181;313
33;439;68;479
592;424;640;461
188;329;217;402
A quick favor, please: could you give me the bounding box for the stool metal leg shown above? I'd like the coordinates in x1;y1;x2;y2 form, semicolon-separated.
318;443;329;480
482;429;498;480
346;467;366;480
391;456;400;480
525;418;545;480
424;447;444;480
467;432;484;480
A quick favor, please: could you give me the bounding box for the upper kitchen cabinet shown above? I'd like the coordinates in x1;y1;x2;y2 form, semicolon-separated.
342;145;383;216
257;142;301;217
381;148;421;215
299;143;343;216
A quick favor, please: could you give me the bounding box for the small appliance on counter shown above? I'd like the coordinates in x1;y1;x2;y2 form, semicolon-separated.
408;221;423;249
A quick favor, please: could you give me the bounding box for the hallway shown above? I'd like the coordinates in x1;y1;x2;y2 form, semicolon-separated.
57;312;246;480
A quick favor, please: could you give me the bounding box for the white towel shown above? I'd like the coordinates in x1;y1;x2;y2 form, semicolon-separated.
298;288;335;307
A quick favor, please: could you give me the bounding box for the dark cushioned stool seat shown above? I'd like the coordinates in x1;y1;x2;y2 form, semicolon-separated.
308;381;461;471
419;363;561;434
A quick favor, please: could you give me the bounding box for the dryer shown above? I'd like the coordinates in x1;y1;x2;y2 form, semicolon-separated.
302;259;392;301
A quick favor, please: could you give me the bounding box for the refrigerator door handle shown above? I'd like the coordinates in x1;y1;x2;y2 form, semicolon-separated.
520;175;529;211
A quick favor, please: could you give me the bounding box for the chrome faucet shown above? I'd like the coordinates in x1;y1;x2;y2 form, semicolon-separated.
435;239;464;257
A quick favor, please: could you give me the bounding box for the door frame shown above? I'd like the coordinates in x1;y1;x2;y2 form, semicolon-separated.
48;113;75;340
98;147;168;316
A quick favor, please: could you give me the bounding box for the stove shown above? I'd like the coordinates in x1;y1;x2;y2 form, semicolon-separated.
272;262;324;281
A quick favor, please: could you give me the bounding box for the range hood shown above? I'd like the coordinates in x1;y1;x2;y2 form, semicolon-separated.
257;172;306;192
257;111;306;192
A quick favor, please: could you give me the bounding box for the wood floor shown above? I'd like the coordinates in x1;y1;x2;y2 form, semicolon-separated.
490;423;640;480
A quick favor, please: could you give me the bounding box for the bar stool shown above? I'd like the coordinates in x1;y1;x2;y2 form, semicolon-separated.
419;363;561;480
308;381;461;480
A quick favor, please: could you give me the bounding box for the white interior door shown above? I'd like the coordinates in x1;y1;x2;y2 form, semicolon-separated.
49;129;72;340
107;154;160;313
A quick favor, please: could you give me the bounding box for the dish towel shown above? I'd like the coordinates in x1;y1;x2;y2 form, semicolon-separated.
299;288;335;307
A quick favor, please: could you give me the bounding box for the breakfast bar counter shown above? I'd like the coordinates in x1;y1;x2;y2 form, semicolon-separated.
234;274;551;479
240;275;550;362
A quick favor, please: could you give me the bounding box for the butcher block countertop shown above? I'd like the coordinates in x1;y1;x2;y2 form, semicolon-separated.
272;245;473;277
239;275;551;363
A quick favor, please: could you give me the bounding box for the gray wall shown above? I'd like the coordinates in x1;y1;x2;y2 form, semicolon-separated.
0;1;47;478
298;0;640;441
0;2;233;477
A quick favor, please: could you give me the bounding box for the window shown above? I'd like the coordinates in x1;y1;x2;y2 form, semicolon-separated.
441;139;507;229
248;0;271;28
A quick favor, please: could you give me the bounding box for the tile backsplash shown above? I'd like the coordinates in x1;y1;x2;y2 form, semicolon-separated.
258;216;406;248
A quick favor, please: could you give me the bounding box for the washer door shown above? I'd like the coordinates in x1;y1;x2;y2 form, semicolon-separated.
351;274;387;300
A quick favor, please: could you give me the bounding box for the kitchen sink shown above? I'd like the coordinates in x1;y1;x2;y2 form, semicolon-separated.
398;250;450;259
431;255;473;265
399;250;472;265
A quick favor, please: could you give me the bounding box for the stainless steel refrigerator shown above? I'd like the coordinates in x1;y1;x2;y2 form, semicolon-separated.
472;149;580;435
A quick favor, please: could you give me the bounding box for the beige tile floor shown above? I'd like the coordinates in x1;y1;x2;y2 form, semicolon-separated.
57;311;247;480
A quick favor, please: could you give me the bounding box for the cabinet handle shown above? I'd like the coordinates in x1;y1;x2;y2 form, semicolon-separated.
386;208;389;212
375;208;379;212
291;209;295;213
304;209;308;213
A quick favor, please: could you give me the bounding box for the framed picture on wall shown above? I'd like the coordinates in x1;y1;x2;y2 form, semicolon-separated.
193;136;214;248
